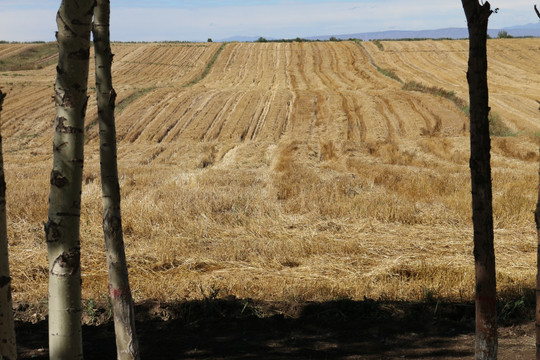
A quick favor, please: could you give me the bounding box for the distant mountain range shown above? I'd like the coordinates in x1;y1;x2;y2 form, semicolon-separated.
219;22;540;42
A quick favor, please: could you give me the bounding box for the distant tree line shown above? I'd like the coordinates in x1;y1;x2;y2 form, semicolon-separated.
255;36;361;43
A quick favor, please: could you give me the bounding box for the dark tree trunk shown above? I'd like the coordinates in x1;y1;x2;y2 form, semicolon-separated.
93;1;140;359
535;156;540;360
534;8;540;360
461;1;497;359
0;91;17;360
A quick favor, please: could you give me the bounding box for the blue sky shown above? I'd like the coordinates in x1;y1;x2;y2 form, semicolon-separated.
0;0;538;42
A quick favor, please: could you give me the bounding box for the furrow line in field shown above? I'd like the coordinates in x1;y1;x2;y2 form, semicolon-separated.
254;43;267;89
199;92;241;141
208;92;251;141
123;90;178;142
235;43;255;87
179;94;235;141
110;44;220;88
312;43;337;91
341;95;364;142
280;44;296;137
406;97;441;136
168;90;220;140
1;86;54;138
375;96;399;142
328;42;358;90
294;44;311;90
342;42;377;89
335;43;363;89
0;44;31;60
153;92;197;143
239;92;267;141
268;91;295;141
368;41;467;91
272;43;284;89
153;93;203;142
353;97;368;143
207;91;252;141
250;90;277;141
282;83;296;137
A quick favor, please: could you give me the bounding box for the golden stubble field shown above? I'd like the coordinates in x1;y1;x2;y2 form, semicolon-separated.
0;38;539;307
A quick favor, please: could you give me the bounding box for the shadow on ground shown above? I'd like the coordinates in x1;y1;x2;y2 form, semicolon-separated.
15;296;534;359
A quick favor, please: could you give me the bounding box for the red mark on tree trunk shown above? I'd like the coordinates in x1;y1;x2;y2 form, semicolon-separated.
109;285;131;299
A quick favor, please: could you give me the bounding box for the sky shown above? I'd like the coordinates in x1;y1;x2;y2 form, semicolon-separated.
1;0;539;42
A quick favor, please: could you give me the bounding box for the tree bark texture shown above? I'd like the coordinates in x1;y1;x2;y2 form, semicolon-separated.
535;151;540;360
535;8;540;359
93;2;140;359
461;1;497;359
0;91;17;360
46;2;94;358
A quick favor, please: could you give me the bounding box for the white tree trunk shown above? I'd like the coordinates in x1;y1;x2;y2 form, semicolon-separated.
46;1;94;358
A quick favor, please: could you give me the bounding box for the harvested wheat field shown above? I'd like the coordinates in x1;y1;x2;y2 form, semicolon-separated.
1;39;540;357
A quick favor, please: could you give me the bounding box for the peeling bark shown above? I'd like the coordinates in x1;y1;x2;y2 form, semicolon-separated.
47;1;94;358
93;1;140;358
461;1;498;359
0;90;17;359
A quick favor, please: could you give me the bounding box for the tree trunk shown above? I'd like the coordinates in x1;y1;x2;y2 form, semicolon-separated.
45;2;94;358
0;91;17;360
534;8;540;360
461;1;497;359
535;152;540;360
93;2;140;359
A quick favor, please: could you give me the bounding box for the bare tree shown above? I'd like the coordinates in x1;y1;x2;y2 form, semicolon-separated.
0;90;17;360
461;1;497;359
45;1;94;358
92;1;140;358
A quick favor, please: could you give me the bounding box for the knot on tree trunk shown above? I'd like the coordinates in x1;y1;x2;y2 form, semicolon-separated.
103;210;122;238
56;116;83;134
44;218;62;243
50;248;80;277
50;170;68;188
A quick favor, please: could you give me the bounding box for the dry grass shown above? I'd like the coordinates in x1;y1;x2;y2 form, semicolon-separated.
0;40;539;309
3;135;537;306
0;42;57;71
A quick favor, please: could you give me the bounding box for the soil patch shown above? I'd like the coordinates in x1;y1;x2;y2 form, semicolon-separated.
15;298;535;359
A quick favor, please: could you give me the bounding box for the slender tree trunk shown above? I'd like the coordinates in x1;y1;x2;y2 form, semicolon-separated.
461;1;497;359
93;2;140;359
535;153;540;360
45;2;94;358
534;8;540;360
0;91;17;360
